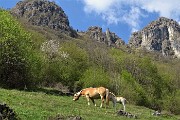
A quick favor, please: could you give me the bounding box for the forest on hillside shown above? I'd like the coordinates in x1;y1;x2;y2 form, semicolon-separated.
0;9;180;115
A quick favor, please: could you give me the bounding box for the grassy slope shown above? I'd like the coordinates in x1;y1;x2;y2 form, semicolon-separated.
0;88;179;120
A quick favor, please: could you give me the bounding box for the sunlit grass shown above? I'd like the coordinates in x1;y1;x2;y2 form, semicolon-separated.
0;88;179;120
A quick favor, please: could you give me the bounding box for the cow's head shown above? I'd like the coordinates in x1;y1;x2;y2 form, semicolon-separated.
73;91;81;101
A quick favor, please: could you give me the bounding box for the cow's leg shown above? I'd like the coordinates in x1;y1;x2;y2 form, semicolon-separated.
100;95;104;108
105;89;109;107
112;97;117;107
90;98;96;106
122;100;126;111
86;95;90;106
112;99;117;111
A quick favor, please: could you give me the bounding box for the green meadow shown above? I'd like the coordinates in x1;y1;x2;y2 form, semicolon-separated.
0;88;179;120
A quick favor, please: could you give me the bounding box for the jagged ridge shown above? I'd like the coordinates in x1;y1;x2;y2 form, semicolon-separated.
84;26;125;47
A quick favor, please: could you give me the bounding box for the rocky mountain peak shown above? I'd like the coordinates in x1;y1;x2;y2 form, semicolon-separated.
129;17;180;58
11;0;77;37
86;26;125;47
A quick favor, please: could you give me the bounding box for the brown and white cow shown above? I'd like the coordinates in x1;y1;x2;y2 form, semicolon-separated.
73;87;109;108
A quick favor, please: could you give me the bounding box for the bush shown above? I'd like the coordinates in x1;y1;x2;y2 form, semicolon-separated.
109;49;165;109
80;67;110;88
163;91;180;115
0;10;43;89
117;70;149;106
42;42;89;90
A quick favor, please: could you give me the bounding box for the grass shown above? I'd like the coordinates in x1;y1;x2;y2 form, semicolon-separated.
0;88;179;120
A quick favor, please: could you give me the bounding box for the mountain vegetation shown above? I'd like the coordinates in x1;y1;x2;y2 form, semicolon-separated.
0;0;180;119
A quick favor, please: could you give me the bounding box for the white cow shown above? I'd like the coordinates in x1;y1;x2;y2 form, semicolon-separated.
108;92;127;111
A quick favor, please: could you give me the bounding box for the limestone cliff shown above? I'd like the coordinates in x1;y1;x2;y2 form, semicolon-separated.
11;0;77;37
129;17;180;58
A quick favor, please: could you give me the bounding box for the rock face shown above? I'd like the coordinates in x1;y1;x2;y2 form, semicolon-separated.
11;0;77;37
129;17;180;58
86;26;125;47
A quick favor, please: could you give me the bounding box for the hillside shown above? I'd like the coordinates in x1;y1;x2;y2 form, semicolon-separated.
0;0;180;119
0;88;179;120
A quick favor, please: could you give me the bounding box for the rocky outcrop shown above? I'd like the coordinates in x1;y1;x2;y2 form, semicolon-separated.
129;17;180;58
48;115;82;120
117;109;137;119
86;26;125;47
0;103;18;120
11;0;77;37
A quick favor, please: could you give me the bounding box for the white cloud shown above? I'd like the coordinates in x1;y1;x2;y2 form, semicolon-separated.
83;0;117;13
122;7;144;32
139;0;180;20
79;0;180;33
81;0;121;25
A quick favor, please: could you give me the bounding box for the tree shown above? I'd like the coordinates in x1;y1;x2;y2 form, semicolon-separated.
0;10;43;89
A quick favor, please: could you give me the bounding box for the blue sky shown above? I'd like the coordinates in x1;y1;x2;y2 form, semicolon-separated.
1;0;180;43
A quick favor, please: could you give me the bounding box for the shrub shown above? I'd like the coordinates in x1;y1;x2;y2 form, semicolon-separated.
0;10;43;89
80;67;110;88
163;90;180;115
42;42;89;90
117;70;149;106
109;49;164;109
